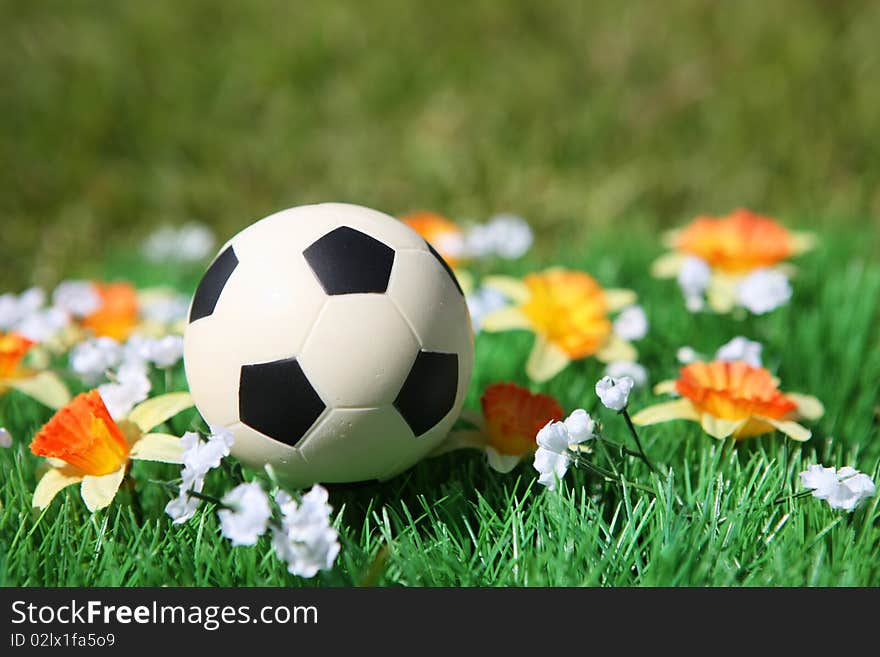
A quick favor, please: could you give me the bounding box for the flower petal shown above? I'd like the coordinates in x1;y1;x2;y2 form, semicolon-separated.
787;393;824;421
700;415;745;440
526;335;570;382
652;380;678;395
129;433;185;464
479;306;532;332
706;274;739;314
765;418;812;442
596;334;637;364
127;392;194;433
604;289;638;312
790;231;816;255
482;275;531;303
80;466;126;512
485;446;522;473
650;252;684;278
631;399;699;426
33;466;84;509
7;371;71;410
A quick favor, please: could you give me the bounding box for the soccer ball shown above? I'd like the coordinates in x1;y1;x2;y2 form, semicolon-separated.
183;203;474;487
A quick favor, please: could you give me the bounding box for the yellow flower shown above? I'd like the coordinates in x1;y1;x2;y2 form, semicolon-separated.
479;268;639;381
651;209;815;313
29;389;194;512
0;332;70;409
631;360;823;441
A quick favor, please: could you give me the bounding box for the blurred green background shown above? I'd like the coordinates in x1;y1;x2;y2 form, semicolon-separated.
2;0;879;290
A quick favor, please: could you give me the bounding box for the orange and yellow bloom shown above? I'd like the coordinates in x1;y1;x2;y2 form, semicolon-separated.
401;211;467;267
652;209;814;313
0;332;70;409
81;282;140;341
631;360;823;441
30;389;194;511
436;382;563;472
479;269;640;381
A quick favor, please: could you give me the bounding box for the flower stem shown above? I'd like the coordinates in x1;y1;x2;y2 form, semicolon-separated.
620;407;657;473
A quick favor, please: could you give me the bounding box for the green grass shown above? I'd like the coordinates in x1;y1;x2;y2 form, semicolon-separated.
4;0;880;289
2;228;879;586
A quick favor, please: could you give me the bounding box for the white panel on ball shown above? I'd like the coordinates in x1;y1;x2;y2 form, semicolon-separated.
183;202;474;487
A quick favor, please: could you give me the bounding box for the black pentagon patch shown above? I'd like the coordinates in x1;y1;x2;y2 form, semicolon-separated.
424;240;463;296
239;357;325;447
189;246;238;323
303;226;395;295
394;350;459;437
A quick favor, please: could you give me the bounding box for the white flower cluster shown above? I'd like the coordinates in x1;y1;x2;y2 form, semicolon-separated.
218;482;273;547
800;465;876;512
70;334;185;418
466;286;507;332
677;256;791;315
464;213;533;260
0;286;71;343
676;336;763;367
142;223;216;263
272;486;341;578
0;427;12;449
533;410;595;490
165;426;235;524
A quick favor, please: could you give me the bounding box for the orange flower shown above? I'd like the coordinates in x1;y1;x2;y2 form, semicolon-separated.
31;391;130;476
632;360;823;441
82;282;139;341
402;211;465;266
0;332;34;379
480;269;639;382
29;389;194;511
0;332;69;409
651;209;815;314
675;209;797;273
435;382;563;472
482;383;564;458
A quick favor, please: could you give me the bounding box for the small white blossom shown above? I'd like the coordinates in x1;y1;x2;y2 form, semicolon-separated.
182;426;234;475
736;268;792;314
0;427;12;448
0;287;46;330
98;361;151;420
533;410;595;491
15;307;70;342
676;346;700;364
465;213;533;259
272;485;340;578
677;256;710;311
595;376;634;411
140;294;190;324
70;337;123;384
218;482;272;546
146;335;184;368
52;280;100;318
466;286;507;332
122;334;185;369
165;465;206;524
715;336;763;367
612;305;649;341
165;427;235;524
800;464;876;512
143;223;216;263
604;361;648;388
